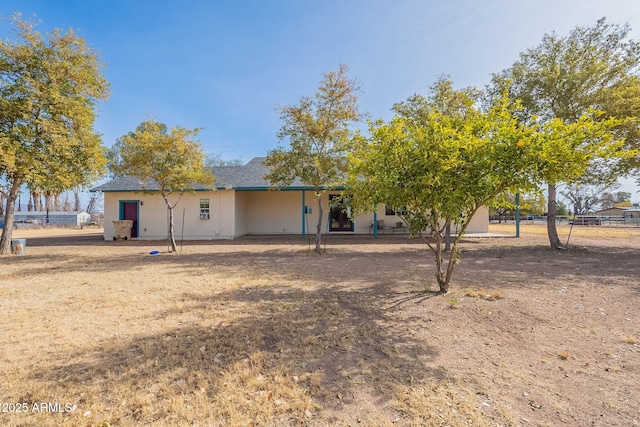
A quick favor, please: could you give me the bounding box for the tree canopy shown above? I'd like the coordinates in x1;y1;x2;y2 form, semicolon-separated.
347;78;539;293
489;190;547;219
493;18;640;249
264;64;361;253
0;15;109;254
110;120;215;252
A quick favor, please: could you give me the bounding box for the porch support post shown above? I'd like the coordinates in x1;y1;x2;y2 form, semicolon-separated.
301;190;306;236
373;210;378;238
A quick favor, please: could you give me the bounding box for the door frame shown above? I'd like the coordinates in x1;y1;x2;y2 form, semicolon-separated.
328;194;354;232
119;200;140;238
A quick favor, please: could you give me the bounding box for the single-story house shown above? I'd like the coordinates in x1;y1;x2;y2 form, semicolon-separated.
91;157;489;240
596;207;640;218
12;211;92;227
595;206;640;225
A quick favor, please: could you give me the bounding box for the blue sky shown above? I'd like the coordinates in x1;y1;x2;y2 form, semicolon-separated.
2;0;640;197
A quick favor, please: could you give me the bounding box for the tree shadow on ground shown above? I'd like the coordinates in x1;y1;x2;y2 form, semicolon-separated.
24;282;448;425
9;234;640;296
457;242;640;291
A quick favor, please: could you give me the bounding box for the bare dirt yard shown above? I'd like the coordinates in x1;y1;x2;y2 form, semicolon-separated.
0;225;638;426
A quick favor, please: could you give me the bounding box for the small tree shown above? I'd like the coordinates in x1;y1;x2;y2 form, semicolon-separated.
264;64;361;253
0;15;109;253
111;120;215;252
347;79;538;293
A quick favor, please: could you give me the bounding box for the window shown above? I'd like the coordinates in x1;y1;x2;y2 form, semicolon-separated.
200;198;210;220
385;205;406;216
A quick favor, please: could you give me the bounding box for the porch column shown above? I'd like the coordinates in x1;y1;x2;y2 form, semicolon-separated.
373;210;378;238
301;190;306;236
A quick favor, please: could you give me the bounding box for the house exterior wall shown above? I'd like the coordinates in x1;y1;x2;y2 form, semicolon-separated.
596;208;626;217
352;204;489;234
238;191;489;235
234;191;249;237
102;190;489;240
596;207;640;218
244;190;305;234
103;191;236;240
467;206;489;233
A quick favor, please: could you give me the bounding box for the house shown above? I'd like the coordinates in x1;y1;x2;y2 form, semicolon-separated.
596;207;640;217
90;157;489;240
595;206;640;225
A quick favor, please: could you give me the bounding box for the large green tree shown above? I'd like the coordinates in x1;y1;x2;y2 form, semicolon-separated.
264;64;361;253
493;18;640;249
347;78;539;293
110;120;215;252
0;15;109;254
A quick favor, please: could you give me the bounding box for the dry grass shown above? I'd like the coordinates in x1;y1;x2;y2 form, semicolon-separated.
464;287;503;301
489;222;640;239
1;227;639;426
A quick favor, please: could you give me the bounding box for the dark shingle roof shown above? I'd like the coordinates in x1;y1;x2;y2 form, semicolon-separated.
91;157;306;192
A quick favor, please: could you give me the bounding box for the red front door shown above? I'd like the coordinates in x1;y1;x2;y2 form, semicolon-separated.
122;202;139;238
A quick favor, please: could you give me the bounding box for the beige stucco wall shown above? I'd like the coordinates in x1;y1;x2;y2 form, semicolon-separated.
234;191;249;236
238;191;488;235
243;190;305;234
347;204;489;235
102;191;236;240
102;190;489;240
466;206;489;234
239;190;375;235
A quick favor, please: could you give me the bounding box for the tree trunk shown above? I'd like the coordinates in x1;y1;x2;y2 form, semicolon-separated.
546;183;564;249
54;193;62;211
167;204;177;253
161;193;178;253
31;190;41;211
315;191;323;254
74;189;81;212
0;180;22;255
431;217;448;293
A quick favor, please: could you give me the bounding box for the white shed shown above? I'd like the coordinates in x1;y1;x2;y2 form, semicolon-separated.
13;211;92;227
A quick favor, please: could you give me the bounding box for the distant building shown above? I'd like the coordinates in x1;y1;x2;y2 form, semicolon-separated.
595;207;640;225
13;211;92;227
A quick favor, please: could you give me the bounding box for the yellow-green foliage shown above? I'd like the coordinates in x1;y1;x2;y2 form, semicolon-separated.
0;14;109;254
111;120;215;252
346;78;539;292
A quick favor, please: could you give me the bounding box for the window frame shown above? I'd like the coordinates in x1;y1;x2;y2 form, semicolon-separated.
199;198;210;220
